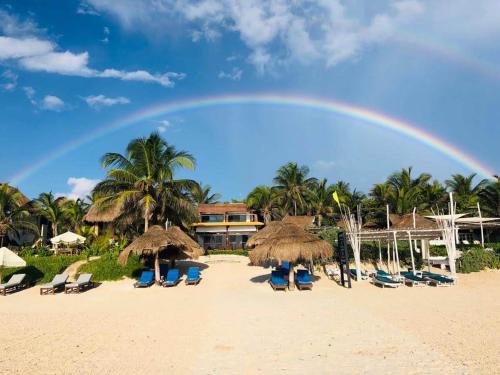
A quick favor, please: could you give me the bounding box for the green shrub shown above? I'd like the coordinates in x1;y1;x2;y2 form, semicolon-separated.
457;247;500;273
429;245;448;257
78;253;144;281
206;249;248;256
19;246;51;257
1;255;84;284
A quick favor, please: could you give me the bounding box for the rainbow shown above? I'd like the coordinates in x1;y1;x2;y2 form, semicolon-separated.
8;93;495;184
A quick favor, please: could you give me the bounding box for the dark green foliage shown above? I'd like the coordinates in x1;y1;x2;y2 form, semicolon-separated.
1;255;84;285
456;247;500;273
429;245;448;256
78;253;144;281
206;249;248;256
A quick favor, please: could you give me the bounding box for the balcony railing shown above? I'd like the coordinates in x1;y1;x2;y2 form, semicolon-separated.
200;213;259;223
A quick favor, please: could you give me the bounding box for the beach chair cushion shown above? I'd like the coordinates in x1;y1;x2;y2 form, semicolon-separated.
424;272;454;284
42;273;68;288
163;269;180;286
135;271;154;287
1;273;26;288
270;270;287;286
401;272;426;283
186;267;200;283
75;273;92;285
376;270;392;277
296;269;312;285
375;275;400;285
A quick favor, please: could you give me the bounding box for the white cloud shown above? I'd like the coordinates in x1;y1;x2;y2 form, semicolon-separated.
83;94;130;109
157;119;171;132
22;86;37;105
40;95;65;111
80;0;500;73
1;70;17;91
77;3;100;16
0;11;185;87
103;26;110;34
314;160;336;170
218;67;243;81
58;177;100;201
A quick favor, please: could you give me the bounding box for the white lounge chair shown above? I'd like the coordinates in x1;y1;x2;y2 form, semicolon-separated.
40;274;68;295
371;275;401;288
0;274;28;296
64;274;93;294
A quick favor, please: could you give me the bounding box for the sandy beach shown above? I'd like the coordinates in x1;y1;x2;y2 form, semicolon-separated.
1;255;499;375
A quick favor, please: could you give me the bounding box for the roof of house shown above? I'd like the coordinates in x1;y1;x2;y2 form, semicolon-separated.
198;203;249;214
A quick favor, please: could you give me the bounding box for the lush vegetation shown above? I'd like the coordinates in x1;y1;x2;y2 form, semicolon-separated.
78;253;144;281
1;255;84;285
456;247;500;273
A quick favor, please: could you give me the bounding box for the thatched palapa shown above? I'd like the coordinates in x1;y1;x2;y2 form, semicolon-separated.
246;221;284;248
390;213;438;230
281;215;315;229
84;203;122;223
249;222;332;265
118;225;203;267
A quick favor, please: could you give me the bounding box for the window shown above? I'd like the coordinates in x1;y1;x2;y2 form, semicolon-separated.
201;214;224;223
228;214;249;222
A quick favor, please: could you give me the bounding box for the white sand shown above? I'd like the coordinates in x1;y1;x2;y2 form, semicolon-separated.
1;255;499;375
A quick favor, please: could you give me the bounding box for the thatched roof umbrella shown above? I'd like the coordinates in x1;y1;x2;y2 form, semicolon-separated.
390;213;438;230
246;221;285;248
118;225;203;283
249;223;332;290
281;215;315;229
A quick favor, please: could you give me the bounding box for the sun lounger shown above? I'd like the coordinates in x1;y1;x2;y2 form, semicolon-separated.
162;269;181;287
40;273;68;295
325;267;340;280
296;269;313;290
400;271;427;287
0;274;28;296
277;261;290;273
64;274;93;293
423;272;455;287
134;270;155;288
185;267;201;285
349;268;368;281
371;275;401;288
270;270;287;291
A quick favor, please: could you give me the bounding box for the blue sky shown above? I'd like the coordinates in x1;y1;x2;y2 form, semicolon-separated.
0;0;499;200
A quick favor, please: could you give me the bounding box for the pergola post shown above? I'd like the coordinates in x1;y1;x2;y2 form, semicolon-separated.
407;231;416;275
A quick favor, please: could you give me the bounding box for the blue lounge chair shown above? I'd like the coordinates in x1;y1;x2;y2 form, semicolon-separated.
270;270;287;291
296;269;313;290
162;269;181;287
185;267;201;285
423;272;455;287
371;275;401;288
401;271;427;287
277;261;290;273
134;270;155;288
349;268;368;281
376;270;392;278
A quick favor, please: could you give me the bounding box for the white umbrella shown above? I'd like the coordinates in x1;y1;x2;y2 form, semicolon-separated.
50;231;86;246
0;247;27;283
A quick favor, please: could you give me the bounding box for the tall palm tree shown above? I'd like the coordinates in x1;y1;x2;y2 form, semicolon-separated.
190;182;221;204
246;185;278;223
63;198;89;232
93;132;196;233
386;167;431;214
0;185;38;246
445;173;488;212
479;179;500;217
310;178;333;227
273;162;317;216
35;192;66;237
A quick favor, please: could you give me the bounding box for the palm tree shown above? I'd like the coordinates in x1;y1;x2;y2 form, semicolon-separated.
93;132;196;233
310;179;333;227
246;185;278;223
386;167;431;214
35;192;66;237
479;179;500;217
273;162;317;216
190;182;221;204
445;174;488;212
63;198;89;232
0;185;38;246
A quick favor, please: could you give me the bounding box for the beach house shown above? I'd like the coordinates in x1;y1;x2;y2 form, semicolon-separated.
192;203;264;250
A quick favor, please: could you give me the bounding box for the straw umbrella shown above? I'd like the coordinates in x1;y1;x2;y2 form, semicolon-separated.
246;221;285;248
118;225;203;283
249;223;332;290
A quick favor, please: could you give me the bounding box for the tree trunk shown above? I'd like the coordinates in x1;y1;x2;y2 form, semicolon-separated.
288;264;295;290
317;215;322;227
0;236;4;247
52;223;58;237
294;201;297;216
144;206;149;233
154;252;160;284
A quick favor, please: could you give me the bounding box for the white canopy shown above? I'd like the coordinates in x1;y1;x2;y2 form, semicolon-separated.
50;231;86;246
426;214;467;220
0;247;26;268
455;217;500;223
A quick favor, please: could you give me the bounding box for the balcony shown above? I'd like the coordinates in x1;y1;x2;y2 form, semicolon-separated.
199;213;259;223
